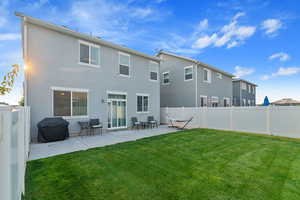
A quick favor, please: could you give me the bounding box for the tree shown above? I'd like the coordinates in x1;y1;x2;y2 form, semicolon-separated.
19;96;24;106
0;64;20;95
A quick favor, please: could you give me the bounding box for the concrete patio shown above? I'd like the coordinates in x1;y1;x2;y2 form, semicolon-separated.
29;125;178;160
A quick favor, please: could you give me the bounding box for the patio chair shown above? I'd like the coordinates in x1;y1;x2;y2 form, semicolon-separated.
89;119;103;135
78;121;90;136
147;116;158;128
131;117;141;129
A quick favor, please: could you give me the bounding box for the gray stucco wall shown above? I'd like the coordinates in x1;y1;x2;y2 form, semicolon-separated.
26;22;160;140
233;81;241;106
232;81;256;106
197;65;232;107
159;54;196;107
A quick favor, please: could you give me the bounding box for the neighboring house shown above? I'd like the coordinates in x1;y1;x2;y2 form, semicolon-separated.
271;98;300;106
232;78;257;106
157;51;234;108
16;13;161;140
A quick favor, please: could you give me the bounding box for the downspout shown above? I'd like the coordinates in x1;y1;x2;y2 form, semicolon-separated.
23;16;28;106
195;63;198;107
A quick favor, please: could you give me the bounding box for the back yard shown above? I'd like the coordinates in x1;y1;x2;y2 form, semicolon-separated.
24;129;300;200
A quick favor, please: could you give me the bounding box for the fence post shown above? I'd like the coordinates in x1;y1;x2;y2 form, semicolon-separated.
230;107;233;130
266;106;271;135
0;109;12;200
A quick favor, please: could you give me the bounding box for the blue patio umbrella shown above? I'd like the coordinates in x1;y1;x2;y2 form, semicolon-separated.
263;96;270;106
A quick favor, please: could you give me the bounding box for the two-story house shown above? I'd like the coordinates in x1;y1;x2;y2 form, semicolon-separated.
16;13;161;140
232;78;257;106
157;51;234;108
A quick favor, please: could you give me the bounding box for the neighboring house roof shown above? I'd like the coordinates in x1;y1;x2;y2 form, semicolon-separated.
15;12;161;62
272;98;300;105
157;50;235;77
232;78;258;87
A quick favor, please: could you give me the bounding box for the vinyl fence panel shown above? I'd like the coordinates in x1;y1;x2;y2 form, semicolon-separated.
0;106;30;200
161;106;300;138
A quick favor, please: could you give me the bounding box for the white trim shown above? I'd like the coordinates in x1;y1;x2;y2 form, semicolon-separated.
23;17;28;106
118;52;130;77
51;87;89;118
149;61;159;82
136;93;150;113
107;90;127;96
211;96;219;102
162;71;170;85
184;65;193;81
203;68;211;83
51;86;89;92
78;40;101;68
107;91;128;129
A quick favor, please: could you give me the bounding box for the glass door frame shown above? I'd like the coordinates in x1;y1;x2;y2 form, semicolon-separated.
107;91;127;130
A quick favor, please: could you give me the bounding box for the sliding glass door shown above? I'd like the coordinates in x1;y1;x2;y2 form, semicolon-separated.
107;93;127;129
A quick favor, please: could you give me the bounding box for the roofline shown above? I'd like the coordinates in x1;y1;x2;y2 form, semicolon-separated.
232;78;258;87
15;12;161;62
157;51;235;77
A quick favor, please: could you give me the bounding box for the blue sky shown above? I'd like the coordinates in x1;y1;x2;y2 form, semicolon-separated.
0;0;300;104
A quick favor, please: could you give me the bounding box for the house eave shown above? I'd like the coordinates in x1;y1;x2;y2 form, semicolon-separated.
157;51;235;77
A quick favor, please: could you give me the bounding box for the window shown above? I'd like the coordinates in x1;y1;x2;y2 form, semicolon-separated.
241;82;247;90
162;72;170;84
252;86;255;94
211;96;219;107
200;96;207;107
137;94;149;112
217;73;222;79
243;99;246;106
224;98;230;107
247;84;251;93
149;61;159;81
203;68;211;83
119;52;130;76
53;88;88;117
248;99;251;106
79;41;100;66
184;66;193;81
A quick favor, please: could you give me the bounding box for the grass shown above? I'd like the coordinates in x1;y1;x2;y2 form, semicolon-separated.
24;129;300;200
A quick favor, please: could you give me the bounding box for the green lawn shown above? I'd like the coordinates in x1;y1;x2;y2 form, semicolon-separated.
25;129;300;200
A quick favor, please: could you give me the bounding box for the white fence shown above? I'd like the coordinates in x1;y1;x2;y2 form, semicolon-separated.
161;106;300;138
0;106;30;200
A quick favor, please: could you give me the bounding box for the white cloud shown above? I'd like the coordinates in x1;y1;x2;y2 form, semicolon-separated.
261;19;282;36
269;52;290;62
233;12;245;20
0;33;21;40
192;34;217;49
130;8;154;18
261;67;300;80
233;66;255;78
192;12;256;49
196;19;208;32
68;0;170;44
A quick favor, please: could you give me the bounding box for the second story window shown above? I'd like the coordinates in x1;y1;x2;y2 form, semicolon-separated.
149;61;159;81
217;73;222;79
203;68;211;83
79;41;100;66
119;52;130;76
162;72;170;84
184;66;193;81
241;82;247;90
